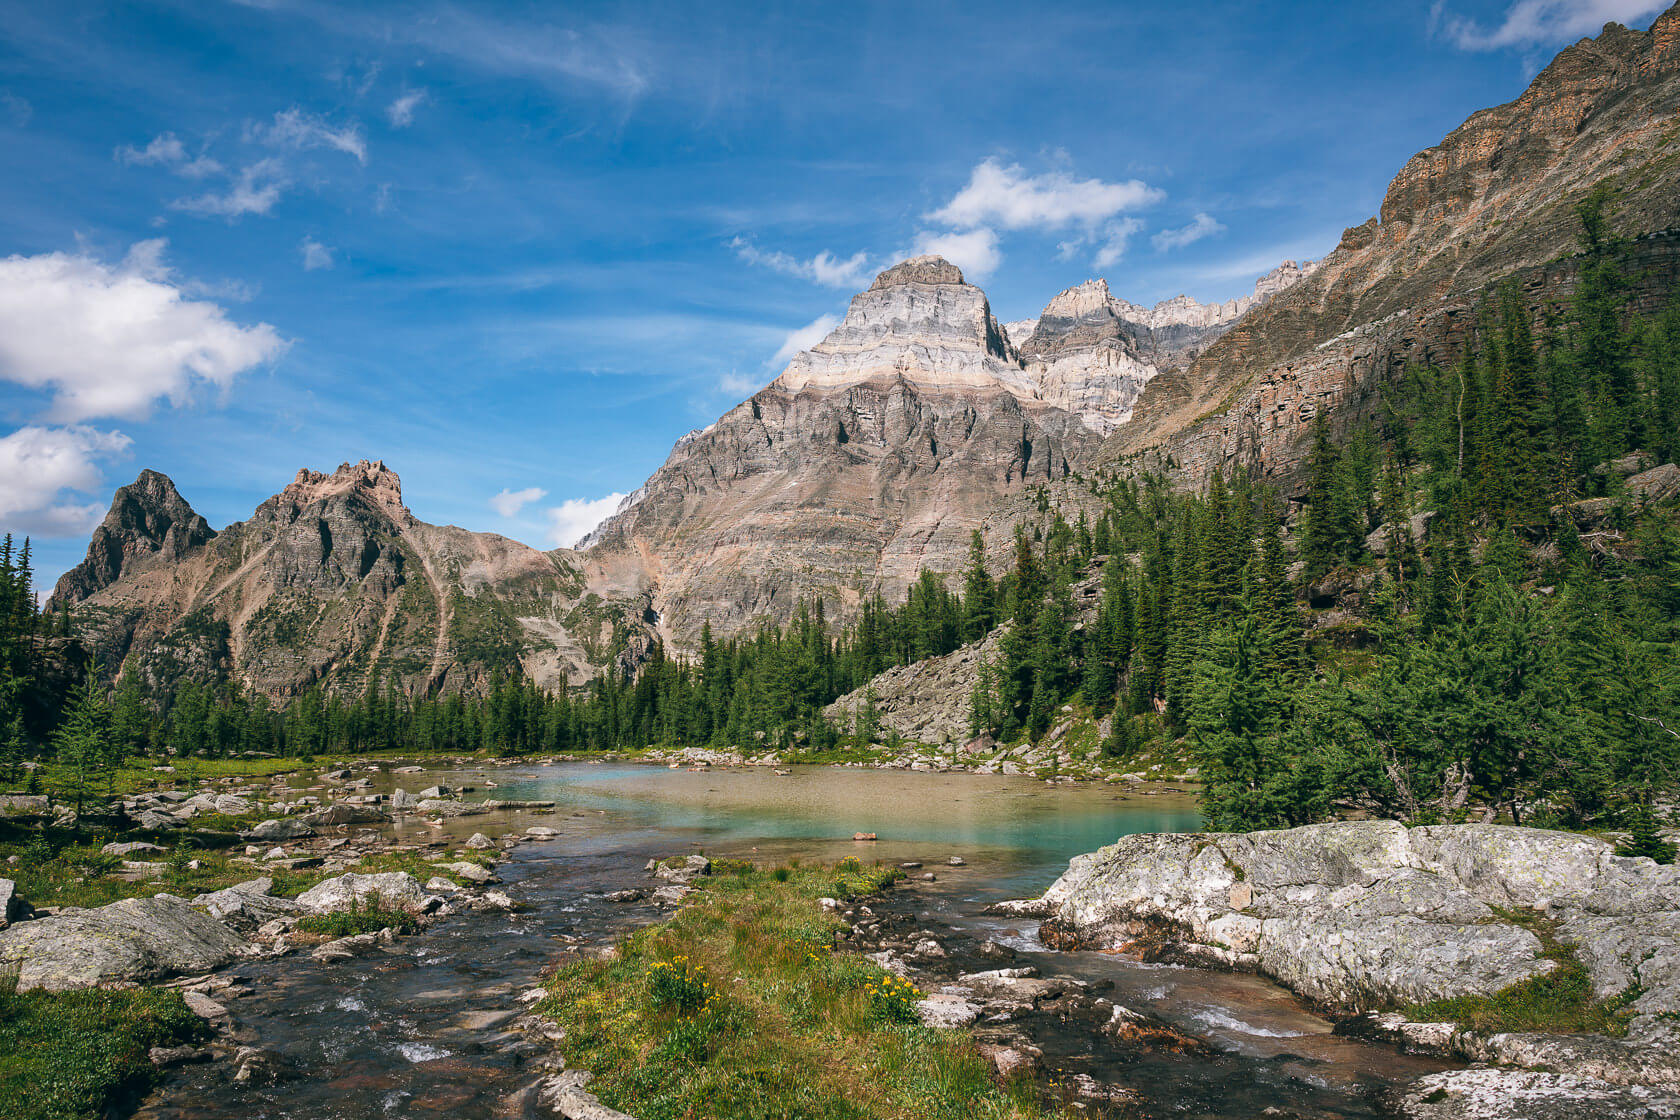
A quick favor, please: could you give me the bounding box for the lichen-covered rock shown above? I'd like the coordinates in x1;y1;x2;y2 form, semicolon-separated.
294;872;432;914
1026;821;1680;1014
194;878;304;933
0;895;246;990
1395;1068;1680;1120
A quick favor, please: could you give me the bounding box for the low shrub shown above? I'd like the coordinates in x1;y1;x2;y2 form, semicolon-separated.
294;901;419;937
647;955;712;1014
0;974;209;1120
865;973;924;1024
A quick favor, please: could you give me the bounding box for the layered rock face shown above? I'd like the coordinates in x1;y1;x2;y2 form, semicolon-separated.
1106;8;1680;488
1016;280;1159;433
1015;266;1317;434
53;460;649;698
587;259;1097;648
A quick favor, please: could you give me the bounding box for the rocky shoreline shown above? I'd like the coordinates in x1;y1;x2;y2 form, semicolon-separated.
1001;820;1680;1119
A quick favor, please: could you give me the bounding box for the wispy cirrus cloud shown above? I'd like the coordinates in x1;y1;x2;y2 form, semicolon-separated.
729;237;873;288
1430;0;1666;50
251;106;367;163
171;158;288;219
1152;212;1226;252
300;236;334;270
386;88;428;128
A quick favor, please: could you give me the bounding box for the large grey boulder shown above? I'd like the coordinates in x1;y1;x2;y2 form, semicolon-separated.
300;804;389;827
244;818;315;841
1024;821;1680;1012
0;895;246;990
194;878;305;933
294;872;433;914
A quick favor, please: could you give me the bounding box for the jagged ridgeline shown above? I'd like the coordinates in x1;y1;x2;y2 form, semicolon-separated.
3;7;1679;826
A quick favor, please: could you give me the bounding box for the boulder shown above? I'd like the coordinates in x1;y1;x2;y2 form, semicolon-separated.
301;804;390;827
390;788;415;811
194;878;305;933
0;895;246;990
916;993;979;1029
436;861;496;884
294;872;433;914
466;833;495;850
243;818;315;842
525;826;559;839
419;785;452;799
102;841;166;857
654;855;711;884
0;877;29;929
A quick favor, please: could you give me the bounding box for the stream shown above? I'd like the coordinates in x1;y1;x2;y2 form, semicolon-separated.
135;762;1448;1119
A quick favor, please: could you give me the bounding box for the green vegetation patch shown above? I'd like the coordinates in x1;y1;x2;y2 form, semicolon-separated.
1402;908;1638;1036
536;861;1062;1120
294;901;419;937
0;979;209;1120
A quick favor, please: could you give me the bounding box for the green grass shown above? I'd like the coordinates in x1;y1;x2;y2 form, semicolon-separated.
1403;908;1638;1036
536;860;1071;1120
0;830;496;910
294;901;420;937
0;977;209;1120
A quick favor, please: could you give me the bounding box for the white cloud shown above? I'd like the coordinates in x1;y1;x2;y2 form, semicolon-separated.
386;89;428;128
0;240;285;422
0;425;132;537
253;107;367;164
927;158;1162;232
172;159;288;219
769;313;841;368
547;493;627;549
924;157;1161;272
1152;212;1226;252
116;132;224;179
490;486;547;518
1433;0;1665;49
910;228;1002;280
300;237;334;271
730;238;873;289
1092;219;1144;269
718;371;760;396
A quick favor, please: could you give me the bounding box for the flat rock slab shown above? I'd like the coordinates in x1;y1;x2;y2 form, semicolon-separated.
0;895;246;991
1396;1069;1680;1119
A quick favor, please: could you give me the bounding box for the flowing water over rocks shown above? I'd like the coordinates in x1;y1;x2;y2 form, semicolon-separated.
134;764;1453;1119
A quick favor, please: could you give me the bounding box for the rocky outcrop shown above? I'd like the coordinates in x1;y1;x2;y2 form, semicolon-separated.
1105;8;1680;491
293;871;436;913
0;894;247;991
825;628;1005;745
1014;821;1680;1107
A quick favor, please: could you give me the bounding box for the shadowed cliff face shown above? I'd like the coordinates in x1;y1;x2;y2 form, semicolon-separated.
1104;6;1680;487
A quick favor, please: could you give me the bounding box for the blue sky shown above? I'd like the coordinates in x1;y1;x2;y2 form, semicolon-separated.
0;0;1669;589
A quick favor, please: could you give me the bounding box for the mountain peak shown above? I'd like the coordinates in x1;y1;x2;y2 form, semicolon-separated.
279;459;408;519
1040;278;1115;320
48;469;215;608
868;255;966;289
